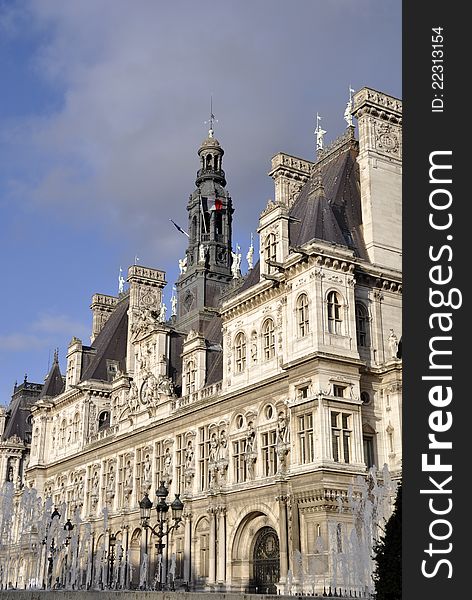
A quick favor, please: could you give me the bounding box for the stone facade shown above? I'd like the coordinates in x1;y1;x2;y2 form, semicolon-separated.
0;87;402;595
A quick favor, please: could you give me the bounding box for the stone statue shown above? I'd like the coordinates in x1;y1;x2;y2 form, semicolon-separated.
315;113;326;152
184;440;195;471
118;268;125;294
246;234;254;271
209;432;218;463
163;448;173;478
143;454;152;483
344;86;355;127
199;244;207;263
171;289;177;317
125;460;133;489
245;422;256;454
231;245;242;279
388;328;399;359
159;302;167;323
178;256;187;274
276;411;289;445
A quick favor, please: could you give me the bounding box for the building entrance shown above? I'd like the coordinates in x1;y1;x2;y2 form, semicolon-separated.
252;526;280;594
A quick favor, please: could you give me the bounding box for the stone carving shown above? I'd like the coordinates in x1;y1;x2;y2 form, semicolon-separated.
128;381;139;412
276;410;290;472
231;245;242;279
106;463;116;501
388;328;399;359
375;122;400;156
163;447;173;484
244;421;257;479
142;453;152;485
131;307;159;340
250;331;258;363
179;256;188;274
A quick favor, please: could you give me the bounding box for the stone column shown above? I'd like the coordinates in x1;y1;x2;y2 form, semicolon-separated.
217;507;226;584
183;511;192;584
208;507;216;585
277;495;289;581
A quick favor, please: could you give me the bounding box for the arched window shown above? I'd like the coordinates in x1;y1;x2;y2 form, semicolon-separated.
327;291;342;334
185;360;196;394
264;233;277;274
59;419;67;446
98;411;110;431
297;293;309;337
235;332;247;373
355;303;368;347
262;319;276;360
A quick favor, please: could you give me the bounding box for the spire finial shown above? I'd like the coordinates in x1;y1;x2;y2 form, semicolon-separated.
204;96;218;137
314;112;327;153
53;348;59;364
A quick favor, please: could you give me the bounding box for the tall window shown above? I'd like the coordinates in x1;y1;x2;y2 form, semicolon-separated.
297;293;310;337
327;291;342;334
331;412;351;463
233;438;247;483
262;319;275;360
261;430;278;476
199;533;209;577
264;233;277;273
355;303;368;347
198;426;210;491
298;413;314;464
235;332;247;373
363;436;375;469
185;360;196;394
175;535;184;579
72;413;80;442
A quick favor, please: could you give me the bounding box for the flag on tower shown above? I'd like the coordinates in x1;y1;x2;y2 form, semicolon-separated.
210;198;224;211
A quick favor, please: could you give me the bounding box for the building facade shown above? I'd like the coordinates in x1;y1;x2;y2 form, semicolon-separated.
0;87;402;594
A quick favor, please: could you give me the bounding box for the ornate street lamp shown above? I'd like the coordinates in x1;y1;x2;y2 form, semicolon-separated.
108;533;117;588
139;482;184;590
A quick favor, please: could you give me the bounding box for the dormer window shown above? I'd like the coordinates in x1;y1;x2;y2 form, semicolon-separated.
106;360;120;382
98;411;110;431
264;233;277;274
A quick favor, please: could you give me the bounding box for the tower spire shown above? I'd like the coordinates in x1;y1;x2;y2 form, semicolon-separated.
205;96;218;138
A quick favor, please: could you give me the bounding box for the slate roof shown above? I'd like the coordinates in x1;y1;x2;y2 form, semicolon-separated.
289;143;367;258
80;296;129;382
38;356;64;400
1;381;42;443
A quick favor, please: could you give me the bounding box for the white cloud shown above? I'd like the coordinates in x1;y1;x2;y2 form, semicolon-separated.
0;312;89;352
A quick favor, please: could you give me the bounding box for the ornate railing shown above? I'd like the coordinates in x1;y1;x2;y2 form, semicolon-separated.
172;381;222;411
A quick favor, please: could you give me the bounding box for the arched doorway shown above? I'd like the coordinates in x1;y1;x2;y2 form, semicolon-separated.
252;527;280;594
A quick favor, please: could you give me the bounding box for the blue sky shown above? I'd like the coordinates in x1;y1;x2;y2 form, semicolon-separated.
0;0;401;405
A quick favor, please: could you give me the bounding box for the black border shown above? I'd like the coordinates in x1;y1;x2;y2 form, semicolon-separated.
403;2;467;596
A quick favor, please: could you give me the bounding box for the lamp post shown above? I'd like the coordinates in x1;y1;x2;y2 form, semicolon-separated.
108;534;117;589
139;482;184;590
63;518;74;589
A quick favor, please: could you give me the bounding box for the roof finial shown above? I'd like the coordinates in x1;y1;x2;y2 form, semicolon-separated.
344;85;355;127
314;113;327;154
53;348;59;364
204;96;218;138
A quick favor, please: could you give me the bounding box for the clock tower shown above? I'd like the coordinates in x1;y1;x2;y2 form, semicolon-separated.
175;125;234;334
